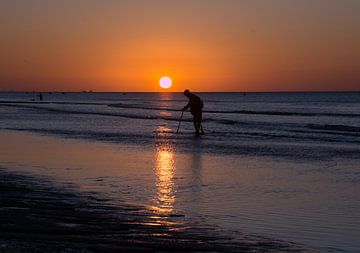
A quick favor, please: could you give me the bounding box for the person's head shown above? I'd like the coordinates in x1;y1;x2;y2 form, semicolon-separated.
184;89;191;97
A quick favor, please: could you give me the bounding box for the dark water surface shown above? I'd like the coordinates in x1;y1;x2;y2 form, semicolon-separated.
0;92;359;252
1;92;360;158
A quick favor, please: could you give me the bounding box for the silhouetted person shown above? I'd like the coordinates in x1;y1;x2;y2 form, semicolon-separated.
39;93;43;101
182;90;204;135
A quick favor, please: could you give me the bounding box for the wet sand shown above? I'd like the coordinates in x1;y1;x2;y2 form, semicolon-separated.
0;168;312;253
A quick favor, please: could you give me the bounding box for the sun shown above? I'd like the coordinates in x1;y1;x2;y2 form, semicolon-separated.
159;76;172;89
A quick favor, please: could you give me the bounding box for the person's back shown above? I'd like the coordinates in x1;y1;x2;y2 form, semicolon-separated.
188;93;203;114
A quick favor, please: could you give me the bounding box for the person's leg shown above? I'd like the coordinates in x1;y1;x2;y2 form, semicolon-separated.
193;121;200;134
200;122;204;134
193;111;201;135
198;111;203;134
196;122;200;134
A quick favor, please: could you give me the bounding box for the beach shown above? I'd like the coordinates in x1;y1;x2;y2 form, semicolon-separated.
2;0;360;251
0;141;312;253
0;92;359;252
1;168;242;253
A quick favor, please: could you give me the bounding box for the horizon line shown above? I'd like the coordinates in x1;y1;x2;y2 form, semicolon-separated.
0;90;359;93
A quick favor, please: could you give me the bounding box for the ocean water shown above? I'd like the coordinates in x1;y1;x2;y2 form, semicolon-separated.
0;92;360;252
1;92;360;157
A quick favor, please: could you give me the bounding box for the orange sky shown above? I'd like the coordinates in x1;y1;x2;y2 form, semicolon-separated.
1;0;360;92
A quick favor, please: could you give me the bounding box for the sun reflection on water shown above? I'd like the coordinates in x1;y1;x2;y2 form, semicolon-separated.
152;145;176;215
147;108;179;227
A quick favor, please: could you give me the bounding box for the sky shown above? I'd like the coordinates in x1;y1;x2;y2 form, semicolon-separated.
1;0;360;92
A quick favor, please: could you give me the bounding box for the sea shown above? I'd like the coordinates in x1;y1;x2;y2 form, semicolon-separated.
0;92;359;252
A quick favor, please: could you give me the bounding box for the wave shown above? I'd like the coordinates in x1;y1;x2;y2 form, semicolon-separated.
0;100;104;106
2;104;360;140
4;126;360;161
2;101;360;119
110;103;360;118
0;103;167;121
0;103;242;124
308;124;360;133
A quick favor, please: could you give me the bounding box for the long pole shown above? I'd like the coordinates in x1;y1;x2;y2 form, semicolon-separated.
176;111;184;134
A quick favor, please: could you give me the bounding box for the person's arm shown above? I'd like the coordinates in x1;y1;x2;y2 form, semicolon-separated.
182;102;190;111
182;97;193;111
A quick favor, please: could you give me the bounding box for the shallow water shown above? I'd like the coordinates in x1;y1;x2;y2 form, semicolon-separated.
1;92;360;252
0;131;359;252
1;92;360;158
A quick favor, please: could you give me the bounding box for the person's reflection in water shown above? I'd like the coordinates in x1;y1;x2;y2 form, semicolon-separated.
188;138;203;214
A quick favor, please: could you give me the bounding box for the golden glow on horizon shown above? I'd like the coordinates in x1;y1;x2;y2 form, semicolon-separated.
159;76;172;89
1;1;360;91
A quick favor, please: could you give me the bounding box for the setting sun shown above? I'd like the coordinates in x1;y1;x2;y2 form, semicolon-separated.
159;76;172;89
